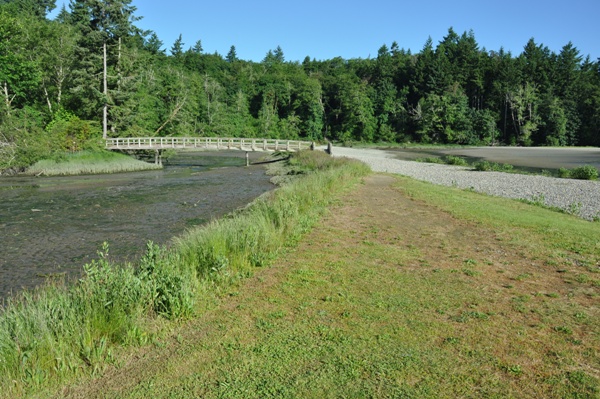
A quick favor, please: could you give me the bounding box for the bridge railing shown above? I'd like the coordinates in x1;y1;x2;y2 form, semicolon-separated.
105;137;314;152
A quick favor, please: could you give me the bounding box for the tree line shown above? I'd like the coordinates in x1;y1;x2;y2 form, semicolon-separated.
1;0;599;169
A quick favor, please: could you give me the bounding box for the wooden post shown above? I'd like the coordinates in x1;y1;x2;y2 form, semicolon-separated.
245;152;249;167
154;149;163;165
326;141;333;156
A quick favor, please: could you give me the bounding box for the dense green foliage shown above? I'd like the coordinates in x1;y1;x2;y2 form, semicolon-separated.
1;1;599;170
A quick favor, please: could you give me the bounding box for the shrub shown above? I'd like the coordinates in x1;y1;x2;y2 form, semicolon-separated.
416;156;444;164
558;167;571;178
474;161;514;172
569;165;598;180
444;155;468;166
474;161;492;171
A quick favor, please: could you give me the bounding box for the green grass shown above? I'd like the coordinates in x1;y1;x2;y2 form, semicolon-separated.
23;150;162;176
396;176;600;259
50;172;598;398
0;151;370;398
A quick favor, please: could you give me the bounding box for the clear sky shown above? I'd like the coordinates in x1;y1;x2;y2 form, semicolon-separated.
54;0;600;62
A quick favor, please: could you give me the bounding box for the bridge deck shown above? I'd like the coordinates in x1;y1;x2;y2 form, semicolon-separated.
105;137;314;152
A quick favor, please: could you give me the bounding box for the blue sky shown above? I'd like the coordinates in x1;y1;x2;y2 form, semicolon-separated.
54;0;600;62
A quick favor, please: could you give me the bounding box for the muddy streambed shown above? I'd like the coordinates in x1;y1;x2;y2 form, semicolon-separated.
385;146;600;173
0;151;275;299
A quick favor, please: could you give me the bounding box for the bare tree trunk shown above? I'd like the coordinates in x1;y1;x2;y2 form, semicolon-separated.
3;82;14;117
43;85;53;114
154;96;187;136
103;41;108;139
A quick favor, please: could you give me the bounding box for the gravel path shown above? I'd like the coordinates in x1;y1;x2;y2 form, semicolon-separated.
331;146;600;221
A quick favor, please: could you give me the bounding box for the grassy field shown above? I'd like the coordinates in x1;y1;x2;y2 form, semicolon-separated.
37;171;599;398
23;150;162;176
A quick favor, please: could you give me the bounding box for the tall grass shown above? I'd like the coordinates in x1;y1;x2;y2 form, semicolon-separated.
0;151;369;397
23;150;162;176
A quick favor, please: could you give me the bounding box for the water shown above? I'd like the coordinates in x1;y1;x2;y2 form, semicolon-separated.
386;147;600;173
0;151;275;299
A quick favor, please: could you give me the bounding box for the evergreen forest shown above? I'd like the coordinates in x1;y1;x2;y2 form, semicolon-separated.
1;0;600;171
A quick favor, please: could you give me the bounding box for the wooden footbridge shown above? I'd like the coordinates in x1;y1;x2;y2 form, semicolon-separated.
105;137;317;164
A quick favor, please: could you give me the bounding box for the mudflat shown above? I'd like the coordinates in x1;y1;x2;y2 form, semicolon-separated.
388;146;600;171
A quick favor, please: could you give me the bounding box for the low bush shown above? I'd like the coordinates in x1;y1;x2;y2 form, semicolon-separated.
473;160;514;172
558;167;571;178
444;155;469;166
569;165;598;180
416;156;444;164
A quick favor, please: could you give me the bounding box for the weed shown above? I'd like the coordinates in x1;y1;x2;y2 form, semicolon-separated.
444;337;460;344
553;326;573;335
462;268;481;277
567;202;582;216
574;312;587;320
575;274;590;284
451;311;490;323
500;364;523;375
558;167;571;178
525;193;546;207
514;273;532;281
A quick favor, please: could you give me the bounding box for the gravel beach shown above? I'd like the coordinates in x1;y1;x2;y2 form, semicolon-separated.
331;146;600;221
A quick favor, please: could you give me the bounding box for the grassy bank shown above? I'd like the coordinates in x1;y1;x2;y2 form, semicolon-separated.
23;150;162;176
0;151;369;398
48;173;599;398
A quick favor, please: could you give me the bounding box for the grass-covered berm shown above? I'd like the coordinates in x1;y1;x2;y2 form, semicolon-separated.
23;150;162;176
0;150;370;397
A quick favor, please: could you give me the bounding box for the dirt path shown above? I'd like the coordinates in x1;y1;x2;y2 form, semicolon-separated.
54;174;598;398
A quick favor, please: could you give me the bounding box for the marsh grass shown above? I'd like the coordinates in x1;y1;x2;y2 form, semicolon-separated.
0;151;369;397
23;150;162;176
173;151;369;282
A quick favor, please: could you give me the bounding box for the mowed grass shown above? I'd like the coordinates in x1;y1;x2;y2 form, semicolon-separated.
59;174;599;398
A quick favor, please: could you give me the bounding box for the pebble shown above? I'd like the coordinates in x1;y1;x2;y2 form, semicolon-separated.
332;147;600;221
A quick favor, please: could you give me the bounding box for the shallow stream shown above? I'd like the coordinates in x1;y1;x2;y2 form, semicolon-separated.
0;151;274;299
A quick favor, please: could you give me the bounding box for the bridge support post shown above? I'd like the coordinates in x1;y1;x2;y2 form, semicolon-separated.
154;149;163;165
